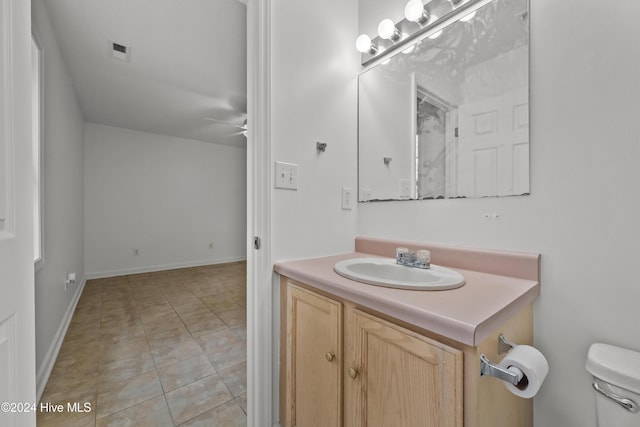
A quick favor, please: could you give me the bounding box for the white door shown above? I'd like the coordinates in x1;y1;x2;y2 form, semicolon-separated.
0;0;37;425
456;86;529;197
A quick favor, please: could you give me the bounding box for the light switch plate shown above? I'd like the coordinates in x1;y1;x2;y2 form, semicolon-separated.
275;161;298;190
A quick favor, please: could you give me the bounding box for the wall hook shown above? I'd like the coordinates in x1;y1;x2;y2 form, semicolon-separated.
383;157;392;165
316;141;327;152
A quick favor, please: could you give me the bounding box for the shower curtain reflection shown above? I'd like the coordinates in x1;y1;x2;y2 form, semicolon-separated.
416;92;448;199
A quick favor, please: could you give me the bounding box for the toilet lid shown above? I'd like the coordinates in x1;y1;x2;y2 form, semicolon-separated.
586;343;640;394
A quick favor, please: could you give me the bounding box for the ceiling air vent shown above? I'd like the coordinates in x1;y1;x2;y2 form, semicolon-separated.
109;41;131;62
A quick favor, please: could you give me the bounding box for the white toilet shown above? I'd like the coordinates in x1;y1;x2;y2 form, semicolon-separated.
586;343;640;426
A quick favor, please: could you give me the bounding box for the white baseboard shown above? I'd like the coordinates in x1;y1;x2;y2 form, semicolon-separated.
35;276;86;402
85;256;247;280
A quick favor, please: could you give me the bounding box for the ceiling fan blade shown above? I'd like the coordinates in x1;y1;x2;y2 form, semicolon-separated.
203;117;248;130
216;130;247;139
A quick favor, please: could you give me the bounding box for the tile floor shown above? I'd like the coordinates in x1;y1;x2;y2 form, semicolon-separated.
37;262;247;426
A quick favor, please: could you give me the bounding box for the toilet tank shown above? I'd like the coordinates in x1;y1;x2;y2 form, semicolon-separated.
586;343;640;427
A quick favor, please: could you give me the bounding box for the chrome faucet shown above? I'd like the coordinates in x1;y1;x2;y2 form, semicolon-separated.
396;247;430;269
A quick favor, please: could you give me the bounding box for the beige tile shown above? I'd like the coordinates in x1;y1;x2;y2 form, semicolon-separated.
41;374;98;404
207;340;246;372
184;317;227;336
173;297;211;317
195;328;241;354
100;311;139;324
139;312;178;326
48;353;99;378
142;318;186;335
178;399;246;427
229;325;247;340
136;298;171;309
219;360;246;397
151;338;204;368
96;371;163;419
99;336;150;363
56;339;101;362
165;375;233;425
176;308;216;325
146;325;193;350
216;308;246;328
100;319;146;338
157;354;215;392
137;303;171;315
95;395;173;427
101;290;134;302
200;296;238;312
98;350;155;377
235;393;247;415
42;264;247;427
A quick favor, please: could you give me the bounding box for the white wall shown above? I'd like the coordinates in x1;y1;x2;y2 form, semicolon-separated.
32;0;86;391
358;1;640;426
84;123;247;277
359;65;414;200
270;0;359;421
270;0;359;262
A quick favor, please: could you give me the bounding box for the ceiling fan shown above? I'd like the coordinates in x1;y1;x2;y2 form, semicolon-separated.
203;116;248;138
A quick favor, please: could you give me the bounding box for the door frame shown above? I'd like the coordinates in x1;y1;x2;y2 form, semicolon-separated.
0;0;37;424
246;0;273;425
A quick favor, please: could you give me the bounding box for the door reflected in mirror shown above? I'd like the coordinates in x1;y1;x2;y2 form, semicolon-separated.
358;0;529;201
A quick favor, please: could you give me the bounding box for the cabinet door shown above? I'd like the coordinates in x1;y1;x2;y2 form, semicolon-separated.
284;283;342;427
345;309;463;427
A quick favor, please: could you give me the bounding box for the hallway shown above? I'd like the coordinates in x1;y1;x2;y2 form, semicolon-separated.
37;262;247;426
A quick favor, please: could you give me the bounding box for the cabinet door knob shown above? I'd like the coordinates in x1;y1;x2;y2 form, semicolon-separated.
325;352;335;362
348;367;359;379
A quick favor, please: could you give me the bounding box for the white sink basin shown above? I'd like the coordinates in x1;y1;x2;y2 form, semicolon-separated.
334;258;465;291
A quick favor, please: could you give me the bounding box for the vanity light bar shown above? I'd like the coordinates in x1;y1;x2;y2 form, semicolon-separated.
357;0;493;67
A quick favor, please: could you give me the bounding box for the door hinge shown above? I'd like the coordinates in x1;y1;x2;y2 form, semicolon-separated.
253;236;261;250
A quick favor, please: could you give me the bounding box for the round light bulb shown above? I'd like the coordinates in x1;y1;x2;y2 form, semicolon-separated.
404;0;425;22
355;34;373;53
460;10;476;22
378;19;398;40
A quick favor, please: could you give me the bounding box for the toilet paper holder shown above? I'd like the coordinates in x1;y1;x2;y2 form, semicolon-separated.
479;334;524;386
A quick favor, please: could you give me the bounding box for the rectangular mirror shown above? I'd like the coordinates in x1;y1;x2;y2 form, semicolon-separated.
358;0;529;201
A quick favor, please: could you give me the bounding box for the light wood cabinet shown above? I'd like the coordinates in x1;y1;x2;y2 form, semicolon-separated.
281;276;534;427
344;309;463;427
281;279;465;427
282;283;343;427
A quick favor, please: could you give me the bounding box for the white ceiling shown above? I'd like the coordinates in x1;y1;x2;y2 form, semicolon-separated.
45;0;247;146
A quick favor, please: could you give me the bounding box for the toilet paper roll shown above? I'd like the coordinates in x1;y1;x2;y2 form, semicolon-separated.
499;345;549;398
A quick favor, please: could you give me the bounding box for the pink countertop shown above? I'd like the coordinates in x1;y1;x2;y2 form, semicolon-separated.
274;237;540;346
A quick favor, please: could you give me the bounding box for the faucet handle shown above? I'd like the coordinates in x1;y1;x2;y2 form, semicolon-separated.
396;247;409;260
415;249;431;268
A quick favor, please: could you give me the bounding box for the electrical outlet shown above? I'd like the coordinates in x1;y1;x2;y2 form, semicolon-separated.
342;187;353;210
65;272;76;292
275;161;298;190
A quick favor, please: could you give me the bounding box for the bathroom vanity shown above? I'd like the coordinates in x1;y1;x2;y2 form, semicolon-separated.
275;237;540;427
